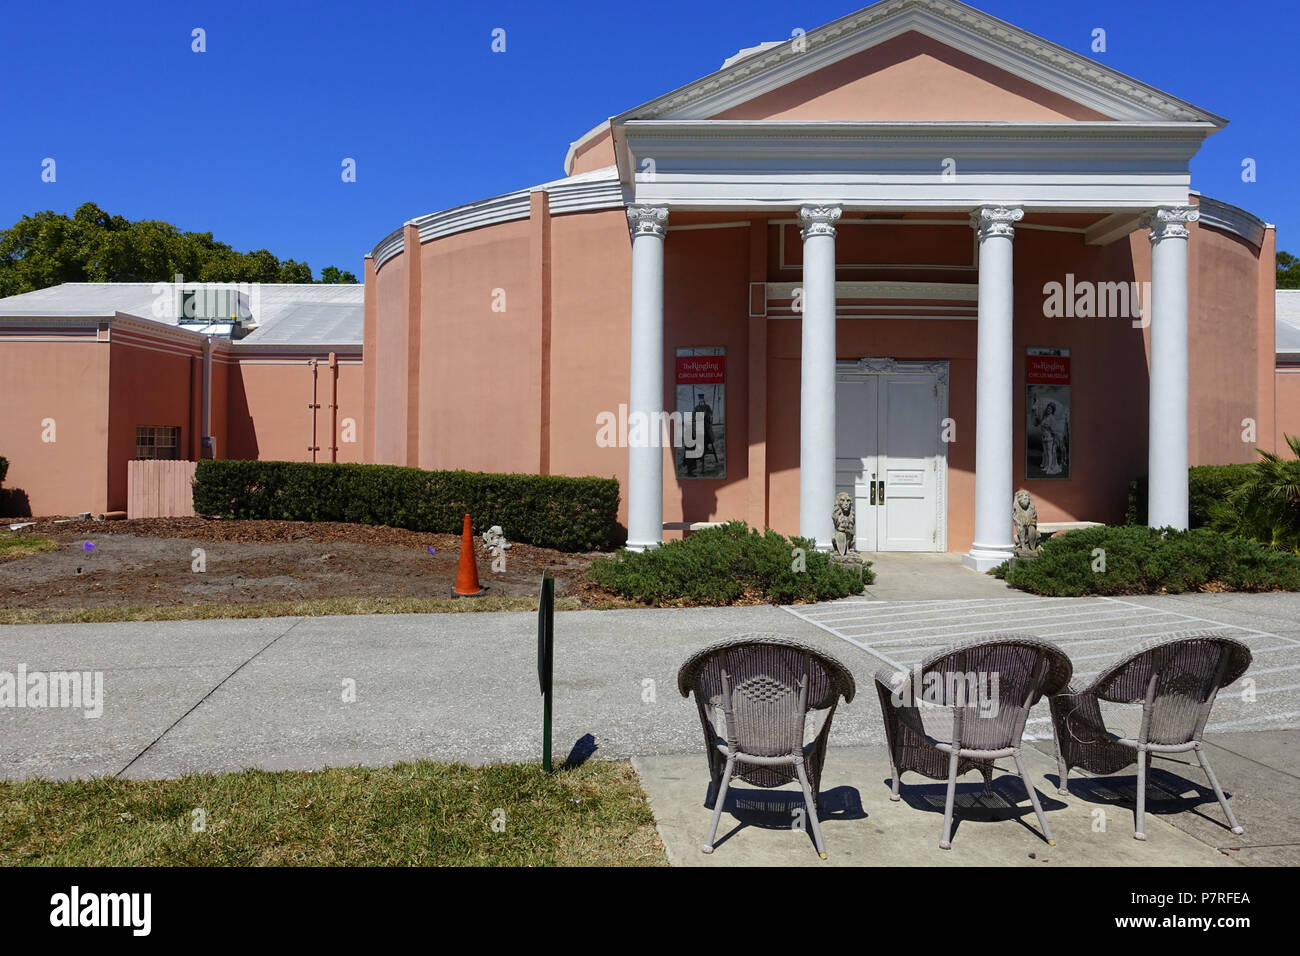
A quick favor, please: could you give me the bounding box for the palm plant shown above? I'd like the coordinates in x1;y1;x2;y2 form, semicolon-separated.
1209;434;1300;553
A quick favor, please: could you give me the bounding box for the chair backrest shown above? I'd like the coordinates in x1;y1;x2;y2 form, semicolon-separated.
1090;633;1251;746
915;634;1072;752
677;636;856;758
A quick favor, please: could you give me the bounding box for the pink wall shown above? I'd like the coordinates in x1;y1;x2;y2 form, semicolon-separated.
106;330;199;512
1011;227;1151;530
547;209;635;528
416;218;538;473
1188;218;1271;465
662;225;752;533
0;331;111;516
1278;370;1300;449
370;250;409;465
569;127;615;176
361;205;1277;552
713;32;1111;123
224;353;364;463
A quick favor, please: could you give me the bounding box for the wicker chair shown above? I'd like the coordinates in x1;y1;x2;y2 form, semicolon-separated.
1049;633;1251;841
875;633;1072;849
677;636;856;859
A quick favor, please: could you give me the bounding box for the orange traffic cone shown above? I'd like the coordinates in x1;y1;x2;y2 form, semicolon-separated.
451;513;486;597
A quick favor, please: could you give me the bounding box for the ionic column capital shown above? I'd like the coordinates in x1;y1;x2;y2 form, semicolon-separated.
799;204;842;240
970;205;1024;241
626;205;669;239
1142;205;1199;243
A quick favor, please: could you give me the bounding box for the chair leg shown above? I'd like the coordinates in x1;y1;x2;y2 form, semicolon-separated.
1195;744;1244;836
1134;749;1148;841
794;759;828;860
1013;751;1055;846
889;756;902;801
701;754;735;854
939;747;961;850
1051;721;1069;795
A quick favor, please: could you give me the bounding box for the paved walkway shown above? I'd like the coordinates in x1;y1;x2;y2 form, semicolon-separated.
2;593;1297;776
1;591;1297;864
636;732;1299;866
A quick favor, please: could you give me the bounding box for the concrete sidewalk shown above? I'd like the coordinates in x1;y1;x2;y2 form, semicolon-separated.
635;731;1300;866
0;596;1296;866
2;597;1298;780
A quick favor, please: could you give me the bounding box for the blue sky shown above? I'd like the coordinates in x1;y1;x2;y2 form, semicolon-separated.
1;0;1294;275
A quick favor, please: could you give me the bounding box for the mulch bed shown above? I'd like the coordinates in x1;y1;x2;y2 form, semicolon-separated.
5;517;617;610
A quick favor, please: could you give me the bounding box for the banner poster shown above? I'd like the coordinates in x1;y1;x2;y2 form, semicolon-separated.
674;347;725;480
1026;347;1071;480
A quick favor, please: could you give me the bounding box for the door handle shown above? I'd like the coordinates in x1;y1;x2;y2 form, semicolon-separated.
877;480;885;504
869;480;877;506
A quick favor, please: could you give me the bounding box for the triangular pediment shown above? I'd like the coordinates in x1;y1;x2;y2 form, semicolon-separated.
710;32;1110;122
615;0;1224;127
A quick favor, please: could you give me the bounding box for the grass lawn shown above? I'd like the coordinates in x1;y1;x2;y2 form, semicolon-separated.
0;760;666;867
0;533;58;562
0;594;584;626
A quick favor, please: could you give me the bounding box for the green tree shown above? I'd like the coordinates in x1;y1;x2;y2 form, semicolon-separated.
319;265;358;284
1279;251;1300;290
0;203;351;294
277;259;313;283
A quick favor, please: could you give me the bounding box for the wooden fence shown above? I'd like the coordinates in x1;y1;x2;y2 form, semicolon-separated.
127;460;197;519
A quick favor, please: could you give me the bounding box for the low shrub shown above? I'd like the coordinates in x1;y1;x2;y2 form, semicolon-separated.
1206;435;1300;554
994;524;1300;597
192;460;619;552
586;521;872;606
1125;464;1256;528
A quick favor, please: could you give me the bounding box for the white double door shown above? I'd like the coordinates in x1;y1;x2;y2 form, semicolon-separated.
835;361;946;552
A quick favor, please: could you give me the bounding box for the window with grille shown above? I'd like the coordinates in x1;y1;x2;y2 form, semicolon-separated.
135;426;181;460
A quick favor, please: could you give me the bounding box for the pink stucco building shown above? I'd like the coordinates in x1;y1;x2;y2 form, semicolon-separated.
361;0;1290;566
2;0;1296;566
0;283;364;517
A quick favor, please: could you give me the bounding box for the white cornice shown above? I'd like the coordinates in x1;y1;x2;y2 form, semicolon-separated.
620;119;1209;211
1195;195;1267;250
371;171;628;271
613;0;1226;128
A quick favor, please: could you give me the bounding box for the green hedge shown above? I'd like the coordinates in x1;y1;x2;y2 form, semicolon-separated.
192;460;619;552
0;457;8;486
993;525;1300;597
587;521;872;605
1125;464;1256;527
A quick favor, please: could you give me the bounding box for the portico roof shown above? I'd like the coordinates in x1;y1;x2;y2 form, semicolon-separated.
609;0;1225;127
599;0;1227;215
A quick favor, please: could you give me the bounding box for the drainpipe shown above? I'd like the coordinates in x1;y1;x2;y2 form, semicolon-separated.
201;336;214;458
328;351;339;462
307;359;321;462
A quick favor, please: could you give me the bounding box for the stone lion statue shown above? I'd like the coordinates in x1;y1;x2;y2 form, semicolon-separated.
1012;489;1040;557
832;492;855;556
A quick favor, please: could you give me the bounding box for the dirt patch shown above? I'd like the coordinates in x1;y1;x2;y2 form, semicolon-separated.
2;518;610;610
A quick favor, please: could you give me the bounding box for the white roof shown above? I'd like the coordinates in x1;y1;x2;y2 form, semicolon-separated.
0;282;363;345
1278;290;1300;354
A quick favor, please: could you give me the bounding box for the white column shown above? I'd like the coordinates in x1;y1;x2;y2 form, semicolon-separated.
625;205;669;551
1144;205;1197;531
799;204;841;551
963;205;1023;572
